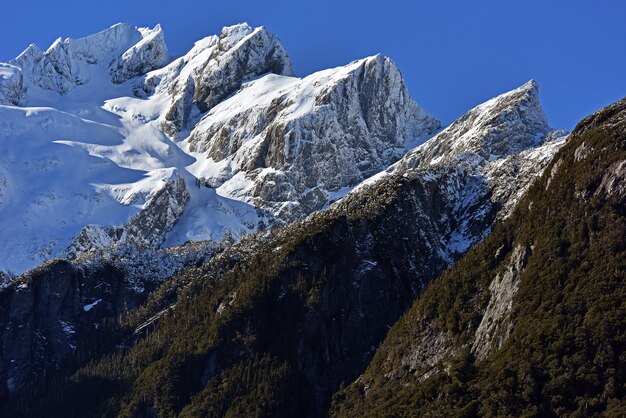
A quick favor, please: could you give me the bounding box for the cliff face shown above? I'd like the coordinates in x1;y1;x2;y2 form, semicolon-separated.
184;54;440;222
0;260;133;400
154;23;296;136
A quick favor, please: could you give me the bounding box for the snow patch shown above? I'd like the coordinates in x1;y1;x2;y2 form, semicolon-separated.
83;298;102;312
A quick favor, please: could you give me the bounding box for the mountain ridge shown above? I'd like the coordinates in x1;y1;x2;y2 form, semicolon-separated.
0;53;570;416
331;95;626;418
0;22;438;274
2;21;612;418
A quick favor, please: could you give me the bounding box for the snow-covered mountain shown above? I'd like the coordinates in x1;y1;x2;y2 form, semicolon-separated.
185;54;439;221
0;22;580;411
0;75;570;413
0;22;439;274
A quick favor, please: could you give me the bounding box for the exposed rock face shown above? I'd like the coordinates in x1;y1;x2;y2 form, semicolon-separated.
185;54;440;221
0;237;223;404
109;24;169;84
472;243;530;360
371;80;567;258
68;173;190;256
484;130;568;218
9;23;166;95
0;260;132;399
594;159;626;202
0;63;23;105
405;80;551;167
395;320;450;382
154;23;296;135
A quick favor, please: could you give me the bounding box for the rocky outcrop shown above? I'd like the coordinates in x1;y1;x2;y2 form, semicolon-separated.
68;173;190;257
403;80;552;167
155;23;295;135
109;24;169;84
185;54;440;221
0;260;132;400
371;80;567;258
484;129;568;218
471;243;530;360
594;159;626;201
0;63;23;105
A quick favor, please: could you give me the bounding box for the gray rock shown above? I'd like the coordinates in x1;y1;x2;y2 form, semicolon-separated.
68;174;190;256
158;23;295;136
0;63;23;105
187;54;440;222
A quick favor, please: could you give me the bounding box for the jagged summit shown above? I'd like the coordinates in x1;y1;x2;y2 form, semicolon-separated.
184;51;440;220
154;22;295;135
351;81;567;257
110;23;168;83
0;23;440;273
407;79;552;167
5;23;168;99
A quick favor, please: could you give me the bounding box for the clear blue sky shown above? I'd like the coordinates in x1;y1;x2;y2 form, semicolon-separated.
1;0;625;130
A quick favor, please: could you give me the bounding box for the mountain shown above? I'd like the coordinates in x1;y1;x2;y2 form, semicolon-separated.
184;54;439;221
6;20;621;418
0;22;438;274
0;71;568;416
331;97;626;417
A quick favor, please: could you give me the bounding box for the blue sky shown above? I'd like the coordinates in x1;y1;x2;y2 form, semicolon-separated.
1;0;625;130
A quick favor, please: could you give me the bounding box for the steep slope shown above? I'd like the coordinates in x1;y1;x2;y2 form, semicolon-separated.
0;239;224;410
184;54;440;221
0;82;568;417
148;23;295;136
365;80;567;259
331;97;626;417
0;23;438;274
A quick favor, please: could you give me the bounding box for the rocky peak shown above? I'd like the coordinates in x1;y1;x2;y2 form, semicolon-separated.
110;24;169;83
217;22;257;50
7;23;168;95
159;23;295;135
353;81;566;258
405;80;552;169
184;53;440;221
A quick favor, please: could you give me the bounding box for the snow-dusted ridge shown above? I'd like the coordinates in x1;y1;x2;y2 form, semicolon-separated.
10;23;168;98
0;22;439;274
349;79;568;259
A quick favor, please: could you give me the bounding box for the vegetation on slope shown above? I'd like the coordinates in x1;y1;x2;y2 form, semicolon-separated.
331;98;626;417
10;169;458;417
